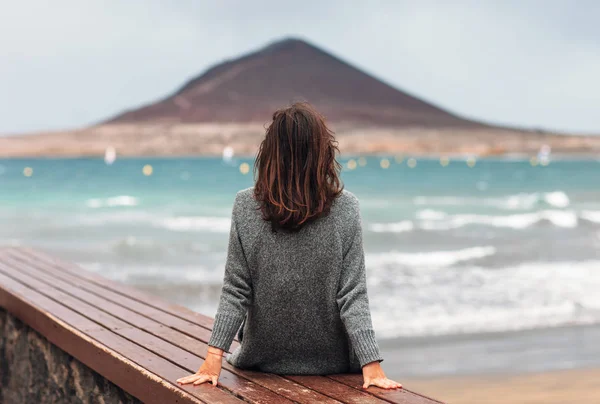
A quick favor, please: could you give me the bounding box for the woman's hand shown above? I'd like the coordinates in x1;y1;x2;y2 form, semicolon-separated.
362;361;402;390
176;347;224;387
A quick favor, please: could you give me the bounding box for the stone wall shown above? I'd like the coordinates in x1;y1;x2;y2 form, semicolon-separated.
0;308;141;404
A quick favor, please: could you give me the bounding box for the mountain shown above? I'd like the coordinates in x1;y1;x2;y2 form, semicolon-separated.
109;38;479;127
4;38;599;157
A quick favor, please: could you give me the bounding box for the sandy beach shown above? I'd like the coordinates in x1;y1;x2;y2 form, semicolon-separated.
404;368;600;404
1;124;599;158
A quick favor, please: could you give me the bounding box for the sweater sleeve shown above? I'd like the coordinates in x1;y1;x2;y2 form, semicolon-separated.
208;195;252;351
336;202;383;367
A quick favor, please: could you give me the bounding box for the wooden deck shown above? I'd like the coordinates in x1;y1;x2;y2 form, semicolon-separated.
0;247;444;404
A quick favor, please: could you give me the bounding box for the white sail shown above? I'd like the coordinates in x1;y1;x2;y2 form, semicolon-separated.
538;144;551;165
222;146;234;162
104;146;116;165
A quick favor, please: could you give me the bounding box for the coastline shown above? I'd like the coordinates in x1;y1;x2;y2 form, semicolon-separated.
1;124;599;158
2;153;598;161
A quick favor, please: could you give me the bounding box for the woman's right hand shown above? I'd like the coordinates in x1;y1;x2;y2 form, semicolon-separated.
362;361;402;390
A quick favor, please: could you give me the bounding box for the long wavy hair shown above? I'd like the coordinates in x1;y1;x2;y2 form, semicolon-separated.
254;102;343;232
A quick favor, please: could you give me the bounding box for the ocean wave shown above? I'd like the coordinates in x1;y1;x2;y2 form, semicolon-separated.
423;210;578;230
370;209;586;233
108;236;217;262
158;216;231;233
111;237;168;260
414;191;570;210
415;209;448;220
368;260;600;339
86;195;139;208
79;261;224;285
581;210;600;224
543;191;570;208
70;211;232;233
366;246;496;268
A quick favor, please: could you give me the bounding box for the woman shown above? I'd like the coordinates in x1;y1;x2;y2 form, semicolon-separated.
177;102;401;390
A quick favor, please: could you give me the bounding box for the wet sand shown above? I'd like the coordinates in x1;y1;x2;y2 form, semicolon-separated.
379;325;600;403
403;368;600;404
379;325;600;378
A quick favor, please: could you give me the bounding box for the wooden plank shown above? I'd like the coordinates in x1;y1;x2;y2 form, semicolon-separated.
0;272;104;333
288;375;386;404
0;256;294;404
2;255;166;330
113;327;296;404
329;375;445;404
3;252;338;404
0;272;215;404
81;328;242;404
16;247;219;329
0;261;132;331
0;272;104;332
5;250;216;346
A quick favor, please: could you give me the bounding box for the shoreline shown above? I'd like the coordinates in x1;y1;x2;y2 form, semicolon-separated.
380;323;600;379
1;124;599;158
0;153;599;161
381;324;600;403
403;367;600;404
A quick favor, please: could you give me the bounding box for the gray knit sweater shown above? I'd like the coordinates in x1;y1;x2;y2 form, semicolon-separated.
207;187;383;375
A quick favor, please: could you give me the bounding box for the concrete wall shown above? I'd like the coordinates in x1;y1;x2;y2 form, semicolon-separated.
0;308;141;404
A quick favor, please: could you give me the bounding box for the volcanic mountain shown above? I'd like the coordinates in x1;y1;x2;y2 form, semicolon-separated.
4;38;598;157
109;38;478;128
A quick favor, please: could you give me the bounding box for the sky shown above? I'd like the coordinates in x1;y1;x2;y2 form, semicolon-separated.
1;0;599;135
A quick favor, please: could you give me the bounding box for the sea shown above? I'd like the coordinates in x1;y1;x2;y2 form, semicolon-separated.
2;156;600;377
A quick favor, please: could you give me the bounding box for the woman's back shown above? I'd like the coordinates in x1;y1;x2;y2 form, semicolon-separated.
179;103;399;390
212;187;378;374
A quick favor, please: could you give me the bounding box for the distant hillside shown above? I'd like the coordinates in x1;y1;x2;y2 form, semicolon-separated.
109;38;480;128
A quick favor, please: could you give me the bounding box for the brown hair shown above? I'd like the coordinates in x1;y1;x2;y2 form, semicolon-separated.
254;102;343;232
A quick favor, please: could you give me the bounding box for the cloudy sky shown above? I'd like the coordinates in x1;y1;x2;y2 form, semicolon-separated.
1;0;599;135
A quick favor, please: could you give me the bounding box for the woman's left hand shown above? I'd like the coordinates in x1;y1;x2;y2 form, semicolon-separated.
177;347;224;387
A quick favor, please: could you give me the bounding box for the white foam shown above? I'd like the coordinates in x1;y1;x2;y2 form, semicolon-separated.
86;195;139;208
416;209;448;220
503;193;541;210
159;216;231;233
367;246;496;268
368;260;600;339
503;191;570;210
581;211;600;224
368;220;414;233
544;191;570;208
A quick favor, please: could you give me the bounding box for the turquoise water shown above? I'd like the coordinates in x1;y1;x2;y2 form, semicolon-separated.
1;156;600;342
